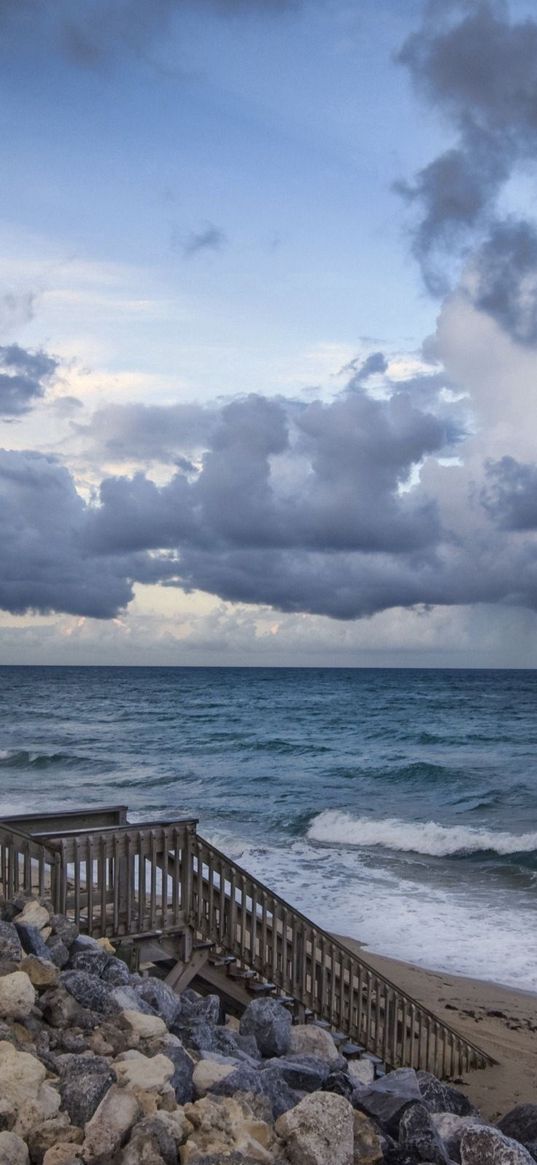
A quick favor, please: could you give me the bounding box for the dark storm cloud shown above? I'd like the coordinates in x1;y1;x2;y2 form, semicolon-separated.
181;224;227;260
0;344;57;418
482;456;537;530
81;400;217;463
468;220;537;345
397;0;537;321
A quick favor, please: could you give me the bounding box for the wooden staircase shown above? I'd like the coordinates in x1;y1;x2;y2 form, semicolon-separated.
0;806;495;1079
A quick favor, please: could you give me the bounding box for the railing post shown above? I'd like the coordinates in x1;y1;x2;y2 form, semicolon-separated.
181;822;194;926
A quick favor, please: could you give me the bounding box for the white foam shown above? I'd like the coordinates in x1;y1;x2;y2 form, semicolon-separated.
307;810;537;857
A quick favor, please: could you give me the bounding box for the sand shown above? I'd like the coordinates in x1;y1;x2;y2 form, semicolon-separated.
338;937;537;1121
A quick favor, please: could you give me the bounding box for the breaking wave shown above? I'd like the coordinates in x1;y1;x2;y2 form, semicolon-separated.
306;810;537;857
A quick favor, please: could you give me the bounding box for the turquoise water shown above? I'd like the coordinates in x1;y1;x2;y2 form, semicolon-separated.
0;666;536;990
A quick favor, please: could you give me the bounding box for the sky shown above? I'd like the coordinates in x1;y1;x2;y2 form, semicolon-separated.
3;0;537;666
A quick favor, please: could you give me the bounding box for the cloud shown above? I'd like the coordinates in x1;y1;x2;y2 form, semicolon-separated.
397;0;537;321
180;224;227;260
0;344;58;418
466;219;537;346
80;400;217;464
482;456;537;531
0;291;36;335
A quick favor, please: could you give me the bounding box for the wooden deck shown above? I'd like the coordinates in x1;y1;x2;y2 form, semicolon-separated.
0;806;495;1078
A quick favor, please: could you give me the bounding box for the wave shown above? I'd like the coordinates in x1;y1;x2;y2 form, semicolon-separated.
0;749;90;770
306;810;537;857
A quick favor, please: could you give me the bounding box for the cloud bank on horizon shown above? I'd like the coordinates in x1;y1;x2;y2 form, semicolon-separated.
3;0;537;661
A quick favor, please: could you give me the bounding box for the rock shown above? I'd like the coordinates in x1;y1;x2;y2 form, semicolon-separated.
0;1099;15;1131
263;1055;330;1093
45;936;70;969
119;1009;167;1043
353;1111;383;1165
49;916;78;947
27;1117;84;1164
182;1094;274;1164
100;958;131;987
17;901;49;929
461;1125;536;1165
56;1054;114;1126
0;971;35;1019
193;1058;236;1097
347;1059;375;1088
60;971;116;1015
144;1034;195;1104
0;1130;29;1165
399;1103;450;1164
42;1148;82;1165
109;985;154;1014
417;1071;477;1117
69;950;110;978
323;1070;354;1100
82;1084;140;1163
240;998;292;1058
431;1113;484;1163
39;985;100;1031
134;978;182;1027
211;1026;261;1061
0;1040;61;1136
70;936;102;954
353;1068;421;1135
0;921;23;962
498;1108;537;1146
15;923;51;959
21;955;60;989
119;1116;178;1165
172;1018;218;1054
289;1025;340;1065
114;1051;175;1095
276;1091;354;1165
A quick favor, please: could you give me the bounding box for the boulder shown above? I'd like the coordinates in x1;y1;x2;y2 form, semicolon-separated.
0;1040;61;1137
0;970;35;1019
275;1090;355;1165
42;1148;82;1165
171;1018;218;1054
322;1070;354;1100
0;1130;29;1165
60;971;116;1015
398;1102;450;1164
134;978;182;1027
69;950;110;978
113;1051;175;1095
56;1054;114;1126
498;1108;537;1146
27;1116;84;1164
461;1125;536;1165
431;1113;484;1162
347;1059;375;1088
240;998;292;1058
17;901;50;930
193;1058;236;1098
263;1055;330;1093
100;958;131;987
353;1068;421;1134
289;1025;340;1065
143;1034;194;1104
211;1026;261;1061
417;1070;477;1117
15;923;51;960
119;1009;167;1043
182;1094;274;1164
21;955;60;989
49;916;78;948
45;937;70;969
109;985;154;1014
353;1110;384;1165
82;1084;140;1164
0;921;23;963
119;1116;178;1165
39;985;100;1031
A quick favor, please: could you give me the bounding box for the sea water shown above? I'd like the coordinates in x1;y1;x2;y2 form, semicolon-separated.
0;666;536;991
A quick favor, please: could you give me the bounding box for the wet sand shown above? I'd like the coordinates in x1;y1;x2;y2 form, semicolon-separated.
339;938;537;1121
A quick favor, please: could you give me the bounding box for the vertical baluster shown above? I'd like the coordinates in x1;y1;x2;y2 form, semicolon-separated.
229;869;237;953
150;830;157;930
38;845;45;897
416;1009;424;1071
161;828;168;927
219;860;226;944
338;952;346;1031
207;850;214;933
173;829;180;924
319;935;327;1017
240;876;247;962
250;885;258;968
112;834;120;935
86;836;93;935
365;972;373;1050
99;836;107;936
383;986;391;1066
125;832;132;934
356;965;364;1042
137;831;145;930
23;842;31;893
329;945;337;1027
271;902;279;983
425;1013;432;1073
392;992;400;1069
260;891;268;971
74;837;80;926
281;909;289;993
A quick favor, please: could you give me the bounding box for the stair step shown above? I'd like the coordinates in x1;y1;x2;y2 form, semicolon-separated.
330;1031;347;1045
362;1053;384;1065
374;1065;387;1078
228;967;257;980
247;981;277;994
278;995;296;1007
209;955;237;967
194;940;215;951
340;1042;364;1058
312;1019;331;1030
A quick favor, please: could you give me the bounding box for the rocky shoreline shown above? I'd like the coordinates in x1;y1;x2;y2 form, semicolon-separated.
0;895;535;1165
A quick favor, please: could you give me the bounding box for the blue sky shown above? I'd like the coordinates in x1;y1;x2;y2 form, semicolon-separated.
3;0;537;665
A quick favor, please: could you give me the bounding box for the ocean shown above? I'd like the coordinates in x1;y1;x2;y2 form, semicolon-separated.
0;665;536;992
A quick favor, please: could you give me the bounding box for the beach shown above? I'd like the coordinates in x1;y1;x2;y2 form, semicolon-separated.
341;937;537;1120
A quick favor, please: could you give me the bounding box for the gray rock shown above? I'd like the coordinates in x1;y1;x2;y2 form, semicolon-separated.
134;978;182;1027
45;935;70;968
524;1143;537;1163
239;997;292;1058
120;1116;177;1165
38;983;102;1030
69;949;110;977
211;1060;299;1118
100;957;131;986
461;1125;536;1165
60;970;117;1014
211;1026;260;1062
498;1108;537;1147
56;1052;114;1125
431;1113;485;1163
70;934;103;953
353;1068;422;1135
417;1070;477;1117
0;922;23;963
171;1018;218;1053
109;984;154;1013
399;1102;450;1164
191;993;221;1024
322;1069;355;1100
14;923;50;959
49;914;79;947
262;1055;330;1092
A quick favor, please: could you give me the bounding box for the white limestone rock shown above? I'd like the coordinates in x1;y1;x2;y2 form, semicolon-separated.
0;970;36;1019
114;1051;175;1094
275;1091;354;1165
118;1009;167;1044
192;1058;236;1098
0;1040;61;1137
288;1024;340;1065
0;1130;29;1165
82;1084;140;1163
